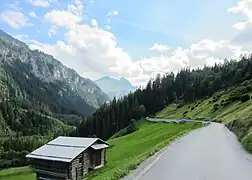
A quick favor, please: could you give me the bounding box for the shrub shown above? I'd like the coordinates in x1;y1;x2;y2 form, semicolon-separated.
228;94;241;101
191;107;195;110
212;94;221;103
127;119;139;134
242;133;252;153
212;98;218;103
228;86;248;102
222;102;228;106
213;119;221;123
176;103;184;109
246;85;252;91
111;119;139;139
213;103;220;111
236;86;247;94
240;94;250;103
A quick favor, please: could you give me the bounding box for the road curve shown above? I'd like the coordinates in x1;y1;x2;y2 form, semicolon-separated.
124;123;252;180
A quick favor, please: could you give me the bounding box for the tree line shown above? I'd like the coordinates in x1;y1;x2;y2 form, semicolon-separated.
75;55;252;140
0;136;53;169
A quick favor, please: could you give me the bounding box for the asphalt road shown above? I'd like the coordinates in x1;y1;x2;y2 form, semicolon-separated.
124;122;252;180
146;117;208;124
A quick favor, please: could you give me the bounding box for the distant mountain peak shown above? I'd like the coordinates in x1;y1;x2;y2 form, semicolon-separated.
98;76;112;80
119;77;129;82
119;77;133;86
95;76;136;99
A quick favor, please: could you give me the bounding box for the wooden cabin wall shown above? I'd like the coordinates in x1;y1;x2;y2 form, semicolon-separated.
31;159;69;180
88;148;106;169
70;151;90;180
83;151;90;176
102;148;106;166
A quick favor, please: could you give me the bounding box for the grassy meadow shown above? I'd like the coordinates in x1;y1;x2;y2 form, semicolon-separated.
0;120;201;180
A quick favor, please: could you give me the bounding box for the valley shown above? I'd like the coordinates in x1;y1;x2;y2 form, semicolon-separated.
1;28;252;180
0;0;252;179
0;30;109;170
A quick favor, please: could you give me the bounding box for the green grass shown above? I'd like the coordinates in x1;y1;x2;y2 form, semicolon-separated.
0;166;35;180
87;120;201;180
0;120;201;180
157;91;252;124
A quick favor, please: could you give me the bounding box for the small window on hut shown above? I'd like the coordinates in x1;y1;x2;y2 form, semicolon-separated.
79;157;83;163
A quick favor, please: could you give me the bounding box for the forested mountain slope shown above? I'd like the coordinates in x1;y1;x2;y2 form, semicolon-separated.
0;30;109;136
75;55;252;142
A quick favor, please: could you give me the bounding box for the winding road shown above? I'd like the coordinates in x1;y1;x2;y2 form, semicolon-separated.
124;121;252;180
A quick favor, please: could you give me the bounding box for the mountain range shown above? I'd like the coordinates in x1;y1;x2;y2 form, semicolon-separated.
95;76;137;99
0;30;109;135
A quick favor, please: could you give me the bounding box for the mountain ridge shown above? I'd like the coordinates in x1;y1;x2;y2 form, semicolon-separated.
0;30;109;112
0;30;109;136
95;76;137;99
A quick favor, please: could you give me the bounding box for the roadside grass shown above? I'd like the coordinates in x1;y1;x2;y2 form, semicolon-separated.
0;166;35;180
87;120;201;180
156;91;252;124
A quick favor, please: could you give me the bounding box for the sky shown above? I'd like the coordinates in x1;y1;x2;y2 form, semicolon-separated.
0;0;251;86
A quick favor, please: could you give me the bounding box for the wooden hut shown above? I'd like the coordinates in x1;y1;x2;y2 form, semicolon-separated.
26;136;109;180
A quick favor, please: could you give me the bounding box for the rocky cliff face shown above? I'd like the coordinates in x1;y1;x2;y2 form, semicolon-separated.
0;30;109;116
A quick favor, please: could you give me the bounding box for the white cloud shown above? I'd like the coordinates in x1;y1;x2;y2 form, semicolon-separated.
4;3;22;11
67;0;83;17
228;0;252;19
28;0;49;7
131;39;250;86
229;0;252;44
105;25;111;30
28;15;140;82
27;0;58;7
44;10;81;27
91;19;98;27
27;0;252;86
13;34;28;41
149;43;170;52
108;10;119;17
48;26;57;37
44;0;83;28
29;11;38;18
29;29;249;86
0;10;33;29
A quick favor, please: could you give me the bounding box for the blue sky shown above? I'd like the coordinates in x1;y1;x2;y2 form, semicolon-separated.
0;0;251;85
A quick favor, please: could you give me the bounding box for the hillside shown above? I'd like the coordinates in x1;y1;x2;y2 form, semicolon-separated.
76;55;252;140
0;30;109;136
156;79;252;153
95;76;137;99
